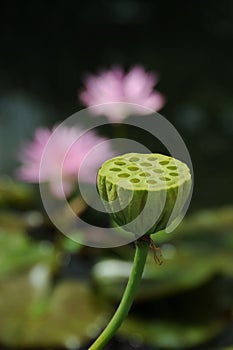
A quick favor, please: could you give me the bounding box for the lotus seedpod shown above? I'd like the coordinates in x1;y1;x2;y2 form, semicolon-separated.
97;153;192;236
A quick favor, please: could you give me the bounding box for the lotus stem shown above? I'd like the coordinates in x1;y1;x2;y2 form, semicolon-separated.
88;236;150;350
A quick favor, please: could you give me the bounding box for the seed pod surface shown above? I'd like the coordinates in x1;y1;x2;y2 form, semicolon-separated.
97;153;191;235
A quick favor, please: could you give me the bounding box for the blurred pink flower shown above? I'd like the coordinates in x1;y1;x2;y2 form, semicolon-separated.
79;65;165;122
17;126;114;198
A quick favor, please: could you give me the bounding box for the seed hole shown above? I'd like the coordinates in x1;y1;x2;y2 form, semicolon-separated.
128;166;139;171
147;156;157;161
159;161;169;165
153;169;163;174
167;166;177;170
139;172;151;177
147;180;157;184
110;168;121;172
129;157;139;162
159;177;171;181
140;162;152;167
114;161;126;166
118;173;130;178
170;172;178;176
130;178;140;183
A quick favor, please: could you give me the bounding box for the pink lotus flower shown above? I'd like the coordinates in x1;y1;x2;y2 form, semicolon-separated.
79;65;165;122
18;126;114;198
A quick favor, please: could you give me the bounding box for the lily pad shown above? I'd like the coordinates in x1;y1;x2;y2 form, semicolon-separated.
0;229;54;279
94;207;233;301
0;229;111;348
24;281;110;348
119;317;225;349
0;177;35;209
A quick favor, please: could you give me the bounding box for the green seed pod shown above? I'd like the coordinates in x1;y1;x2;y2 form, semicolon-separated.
97;153;192;236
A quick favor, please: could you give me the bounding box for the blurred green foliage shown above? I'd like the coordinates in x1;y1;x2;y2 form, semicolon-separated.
0;181;233;349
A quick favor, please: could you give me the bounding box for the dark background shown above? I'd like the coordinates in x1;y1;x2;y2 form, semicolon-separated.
0;0;233;211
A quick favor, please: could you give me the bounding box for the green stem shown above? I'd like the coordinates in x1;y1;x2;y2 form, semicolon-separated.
88;237;150;350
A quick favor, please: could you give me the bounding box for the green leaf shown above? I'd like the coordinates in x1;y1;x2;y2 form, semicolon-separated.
119;318;225;349
24;281;110;348
0;177;35;209
0;230;54;279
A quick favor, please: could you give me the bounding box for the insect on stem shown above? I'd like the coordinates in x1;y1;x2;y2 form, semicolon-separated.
138;234;163;265
150;239;163;265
